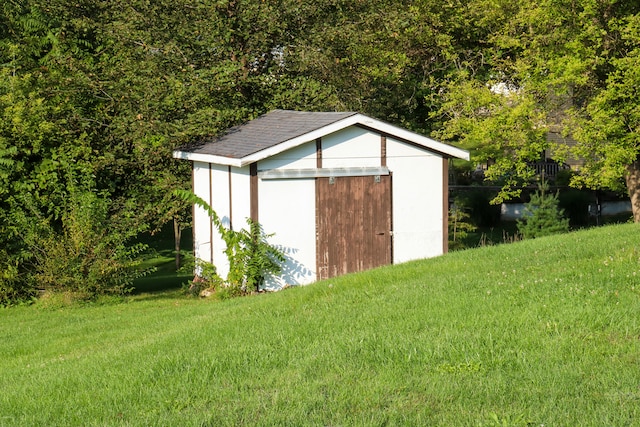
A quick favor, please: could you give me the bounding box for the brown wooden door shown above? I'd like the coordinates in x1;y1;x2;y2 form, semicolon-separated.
316;175;392;280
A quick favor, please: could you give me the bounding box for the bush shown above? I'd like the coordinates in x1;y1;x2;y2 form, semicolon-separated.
0;252;36;306
448;207;477;251
517;181;569;239
175;190;285;297
17;189;153;301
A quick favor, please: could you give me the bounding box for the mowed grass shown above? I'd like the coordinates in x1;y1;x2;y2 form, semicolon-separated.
1;224;640;426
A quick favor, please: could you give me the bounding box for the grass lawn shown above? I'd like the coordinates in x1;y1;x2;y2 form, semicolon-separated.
1;223;640;426
457;213;634;250
131;226;193;295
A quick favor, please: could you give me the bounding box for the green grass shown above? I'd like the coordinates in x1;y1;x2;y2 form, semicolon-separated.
2;224;640;426
131;226;193;295
457;213;633;250
132;253;192;295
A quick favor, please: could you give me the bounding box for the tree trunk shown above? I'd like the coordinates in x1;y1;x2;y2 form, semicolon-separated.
625;159;640;222
173;217;182;270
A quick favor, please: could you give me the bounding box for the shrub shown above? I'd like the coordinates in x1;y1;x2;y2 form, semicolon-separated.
17;189;153;301
175;190;285;297
183;258;225;297
0;251;36;306
517;181;569;239
448;206;477;251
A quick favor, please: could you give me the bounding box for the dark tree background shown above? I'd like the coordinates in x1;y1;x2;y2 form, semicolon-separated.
2;0;639;303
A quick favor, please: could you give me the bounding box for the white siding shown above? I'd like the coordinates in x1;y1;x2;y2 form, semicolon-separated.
258;142;317;170
258;178;317;289
208;164;231;278
322;127;380;168
387;138;444;263
192;162;212;264
209;165;230;228
230;166;251;227
192;163;252;282
210;166;251;280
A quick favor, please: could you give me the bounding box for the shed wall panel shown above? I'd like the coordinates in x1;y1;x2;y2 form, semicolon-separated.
322;127;381;168
258;143;317;170
192;162;213;264
208;164;231;277
230;166;251;226
386;138;444;263
259;178;317;288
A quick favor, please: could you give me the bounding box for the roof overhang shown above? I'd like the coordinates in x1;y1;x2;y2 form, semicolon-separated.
173;113;469;166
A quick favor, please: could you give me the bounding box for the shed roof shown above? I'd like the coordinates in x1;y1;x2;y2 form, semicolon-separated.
174;110;469;167
185;110;357;159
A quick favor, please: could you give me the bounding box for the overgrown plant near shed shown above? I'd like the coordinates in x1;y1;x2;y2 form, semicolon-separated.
174;190;284;297
14;187;153;301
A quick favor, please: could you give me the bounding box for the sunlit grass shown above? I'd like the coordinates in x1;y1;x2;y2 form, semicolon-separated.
1;223;639;426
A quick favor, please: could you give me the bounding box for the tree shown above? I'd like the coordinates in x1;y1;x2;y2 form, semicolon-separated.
517;178;570;239
434;78;548;202
434;1;640;220
17;184;152;300
572;14;640;221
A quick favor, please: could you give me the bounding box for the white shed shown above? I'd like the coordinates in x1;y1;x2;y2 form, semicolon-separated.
173;110;469;289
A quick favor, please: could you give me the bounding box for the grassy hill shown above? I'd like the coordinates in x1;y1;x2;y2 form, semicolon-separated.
1;223;639;426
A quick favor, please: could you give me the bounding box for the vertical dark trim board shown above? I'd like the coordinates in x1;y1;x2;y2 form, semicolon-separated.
209;163;214;263
442;157;449;254
228;166;233;230
250;163;259;222
389;171;394;264
381;135;387;167
316;137;322;169
192;164;197;268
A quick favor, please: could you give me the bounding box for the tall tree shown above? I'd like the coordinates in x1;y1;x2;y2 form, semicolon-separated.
572;13;640;220
434;0;640;219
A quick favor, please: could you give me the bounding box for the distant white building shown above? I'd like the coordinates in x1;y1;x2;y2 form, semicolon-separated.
174;110;469;289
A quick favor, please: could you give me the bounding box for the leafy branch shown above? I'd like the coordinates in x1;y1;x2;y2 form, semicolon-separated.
173;189;285;295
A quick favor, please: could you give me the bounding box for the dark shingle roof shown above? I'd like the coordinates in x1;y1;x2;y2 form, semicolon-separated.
186;110;358;159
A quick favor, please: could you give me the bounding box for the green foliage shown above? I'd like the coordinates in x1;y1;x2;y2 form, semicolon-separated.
448;206;477;251
517;180;570;239
433;72;550;203
225;219;286;291
0;250;36;307
182;257;224;297
431;1;640;219
174;189;285;296
17;187;153;300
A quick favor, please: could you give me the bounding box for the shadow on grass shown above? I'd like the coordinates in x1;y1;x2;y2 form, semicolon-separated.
133;257;192;295
131;225;193;297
